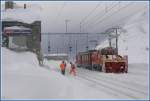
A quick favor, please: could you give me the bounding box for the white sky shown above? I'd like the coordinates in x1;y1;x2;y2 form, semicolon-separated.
1;1;148;33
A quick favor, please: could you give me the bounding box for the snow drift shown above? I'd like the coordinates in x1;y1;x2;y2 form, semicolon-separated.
96;9;149;64
1;47;116;99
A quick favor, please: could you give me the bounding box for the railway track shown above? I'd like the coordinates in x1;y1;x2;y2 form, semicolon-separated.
77;74;138;99
77;68;148;92
76;70;148;99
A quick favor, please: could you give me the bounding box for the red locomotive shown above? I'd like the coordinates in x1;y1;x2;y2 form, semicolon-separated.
76;47;128;73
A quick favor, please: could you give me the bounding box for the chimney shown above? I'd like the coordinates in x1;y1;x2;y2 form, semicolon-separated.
5;1;14;9
24;4;26;9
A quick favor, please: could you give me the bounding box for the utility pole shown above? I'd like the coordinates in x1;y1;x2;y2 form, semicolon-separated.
65;19;70;33
86;33;89;51
75;40;78;55
65;19;72;59
48;41;50;53
108;34;112;47
116;28;118;55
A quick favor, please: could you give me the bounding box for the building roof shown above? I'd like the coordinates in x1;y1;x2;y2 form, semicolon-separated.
2;4;41;24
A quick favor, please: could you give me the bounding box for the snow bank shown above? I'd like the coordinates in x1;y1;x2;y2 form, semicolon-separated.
96;9;149;64
2;47;116;99
119;10;149;64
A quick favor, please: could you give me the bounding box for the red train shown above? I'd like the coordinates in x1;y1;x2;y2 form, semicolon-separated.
76;47;128;73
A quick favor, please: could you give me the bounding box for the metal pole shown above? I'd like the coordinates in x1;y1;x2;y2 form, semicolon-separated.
48;41;50;54
65;20;67;33
76;40;77;55
86;33;88;51
116;28;118;54
65;19;71;59
48;34;50;54
65;19;70;33
109;34;111;47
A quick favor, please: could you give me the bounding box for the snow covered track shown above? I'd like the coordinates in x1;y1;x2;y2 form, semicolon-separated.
76;64;148;99
77;74;138;99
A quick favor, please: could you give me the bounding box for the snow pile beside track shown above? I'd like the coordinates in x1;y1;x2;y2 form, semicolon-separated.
2;47;115;99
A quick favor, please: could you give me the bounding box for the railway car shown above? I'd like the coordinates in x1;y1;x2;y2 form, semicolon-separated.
91;50;103;71
76;47;128;73
77;50;96;70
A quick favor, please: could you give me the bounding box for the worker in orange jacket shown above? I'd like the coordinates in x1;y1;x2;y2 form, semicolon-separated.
70;62;76;76
60;61;66;75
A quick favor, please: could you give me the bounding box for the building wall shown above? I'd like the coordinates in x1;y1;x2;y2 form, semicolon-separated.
8;36;27;50
30;21;41;52
12;36;27;47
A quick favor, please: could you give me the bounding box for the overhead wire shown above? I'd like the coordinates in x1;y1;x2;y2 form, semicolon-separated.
97;6;147;34
84;2;133;32
53;2;66;23
71;2;101;33
80;2;101;24
83;2;119;28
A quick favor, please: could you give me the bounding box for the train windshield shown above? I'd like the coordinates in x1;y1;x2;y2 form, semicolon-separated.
100;47;117;55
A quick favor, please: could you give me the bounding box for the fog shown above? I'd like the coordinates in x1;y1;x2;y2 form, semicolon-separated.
2;1;147;33
1;1;148;57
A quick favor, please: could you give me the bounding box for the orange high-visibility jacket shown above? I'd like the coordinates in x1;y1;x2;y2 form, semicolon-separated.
60;63;65;70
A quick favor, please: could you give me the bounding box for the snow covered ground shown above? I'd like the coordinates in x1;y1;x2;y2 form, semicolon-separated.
1;48;116;99
1;47;149;100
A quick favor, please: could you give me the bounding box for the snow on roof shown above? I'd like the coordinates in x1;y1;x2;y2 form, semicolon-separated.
2;17;24;22
1;4;41;24
4;26;31;30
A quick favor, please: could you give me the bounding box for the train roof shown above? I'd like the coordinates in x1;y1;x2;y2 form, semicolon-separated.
78;50;97;55
77;47;117;56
